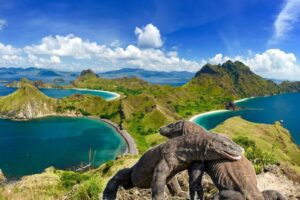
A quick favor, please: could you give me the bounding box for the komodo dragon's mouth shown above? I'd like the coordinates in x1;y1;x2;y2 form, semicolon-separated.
221;150;242;160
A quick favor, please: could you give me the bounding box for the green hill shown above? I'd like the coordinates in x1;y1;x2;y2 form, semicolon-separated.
0;80;57;119
189;60;280;98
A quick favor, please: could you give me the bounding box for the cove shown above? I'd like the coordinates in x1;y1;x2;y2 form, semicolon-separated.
192;93;300;145
0;84;119;100
0;116;127;178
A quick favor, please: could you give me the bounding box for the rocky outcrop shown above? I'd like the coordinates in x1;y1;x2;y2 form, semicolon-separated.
225;101;236;110
0;169;6;183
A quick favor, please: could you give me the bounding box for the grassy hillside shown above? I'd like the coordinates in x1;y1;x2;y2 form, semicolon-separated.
213;117;300;173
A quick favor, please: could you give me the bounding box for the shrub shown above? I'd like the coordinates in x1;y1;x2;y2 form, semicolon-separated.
79;109;91;116
233;136;276;173
72;176;104;200
60;171;89;189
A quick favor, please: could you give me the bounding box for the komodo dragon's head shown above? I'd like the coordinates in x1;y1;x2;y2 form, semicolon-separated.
159;120;244;160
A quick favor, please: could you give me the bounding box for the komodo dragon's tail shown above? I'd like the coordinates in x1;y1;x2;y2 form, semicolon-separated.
103;168;133;200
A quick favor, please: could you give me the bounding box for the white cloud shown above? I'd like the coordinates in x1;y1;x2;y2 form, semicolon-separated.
50;56;61;64
272;0;300;42
208;49;300;80
135;24;163;48
0;43;19;55
0;19;7;31
25;34;112;59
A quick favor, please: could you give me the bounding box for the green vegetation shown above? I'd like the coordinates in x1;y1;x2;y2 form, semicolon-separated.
60;171;90;189
233;136;276;173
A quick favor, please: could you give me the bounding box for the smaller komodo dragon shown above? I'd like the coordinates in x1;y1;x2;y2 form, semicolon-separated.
159;120;286;200
102;121;244;200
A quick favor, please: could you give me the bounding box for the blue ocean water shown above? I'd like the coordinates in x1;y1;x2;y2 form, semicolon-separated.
193;93;300;144
0;84;118;100
0;117;126;178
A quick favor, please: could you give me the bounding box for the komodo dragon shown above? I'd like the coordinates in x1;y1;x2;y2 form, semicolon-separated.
159;120;286;200
102;122;244;200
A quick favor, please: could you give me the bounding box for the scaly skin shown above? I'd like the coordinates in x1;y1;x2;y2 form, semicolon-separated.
159;120;286;200
103;121;243;200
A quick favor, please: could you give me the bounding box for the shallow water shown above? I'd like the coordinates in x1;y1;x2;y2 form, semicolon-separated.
193;93;300;144
0;117;126;178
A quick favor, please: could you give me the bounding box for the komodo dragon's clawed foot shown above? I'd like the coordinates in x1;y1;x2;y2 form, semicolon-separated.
212;190;245;200
262;190;286;200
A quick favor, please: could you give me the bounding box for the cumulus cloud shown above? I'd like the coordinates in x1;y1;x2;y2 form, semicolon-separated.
0;43;19;55
135;24;163;48
0;34;202;72
24;34;112;59
271;0;300;42
208;49;300;80
0;19;7;31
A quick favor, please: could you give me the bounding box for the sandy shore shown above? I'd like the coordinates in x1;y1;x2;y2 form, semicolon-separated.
189;109;230;122
70;88;121;100
189;96;257;122
234;96;254;103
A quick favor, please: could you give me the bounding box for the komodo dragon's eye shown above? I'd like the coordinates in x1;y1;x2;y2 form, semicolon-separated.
223;142;228;146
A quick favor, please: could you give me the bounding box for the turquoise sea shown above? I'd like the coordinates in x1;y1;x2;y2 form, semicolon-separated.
0;84;118;100
0;117;126;178
193;93;300;145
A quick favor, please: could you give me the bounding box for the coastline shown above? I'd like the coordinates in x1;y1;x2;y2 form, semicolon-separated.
70;88;121;100
89;117;138;155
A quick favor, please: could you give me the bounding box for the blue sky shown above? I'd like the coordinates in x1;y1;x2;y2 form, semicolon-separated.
0;0;300;80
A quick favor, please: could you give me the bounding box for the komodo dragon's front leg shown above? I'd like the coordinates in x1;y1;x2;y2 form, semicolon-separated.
103;168;133;200
151;159;170;200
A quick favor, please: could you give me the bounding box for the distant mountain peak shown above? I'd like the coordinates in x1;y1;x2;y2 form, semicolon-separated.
80;69;99;77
